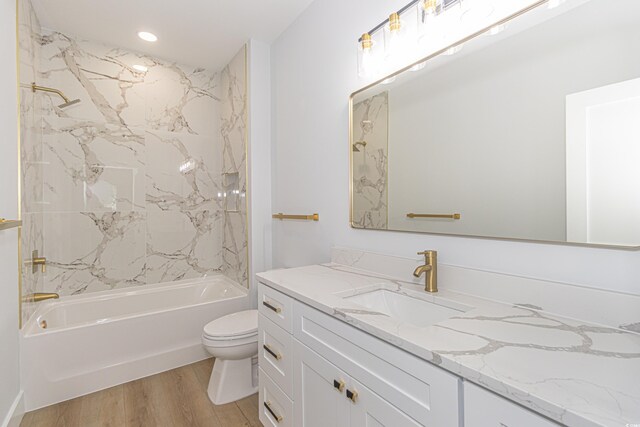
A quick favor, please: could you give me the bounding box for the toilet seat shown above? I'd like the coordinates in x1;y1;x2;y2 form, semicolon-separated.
203;309;258;340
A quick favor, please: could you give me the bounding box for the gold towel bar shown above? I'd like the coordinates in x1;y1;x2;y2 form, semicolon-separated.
0;218;22;231
407;213;461;220
272;213;319;221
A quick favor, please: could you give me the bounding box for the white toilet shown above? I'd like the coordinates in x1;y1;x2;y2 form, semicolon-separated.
202;309;259;405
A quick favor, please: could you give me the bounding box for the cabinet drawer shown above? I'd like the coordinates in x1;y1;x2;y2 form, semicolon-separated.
259;313;294;396
259;368;294;427
464;382;559;427
294;301;461;426
259;283;293;333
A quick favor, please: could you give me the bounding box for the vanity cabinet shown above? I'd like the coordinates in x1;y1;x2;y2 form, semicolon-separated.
463;382;559;427
258;283;560;427
258;283;461;427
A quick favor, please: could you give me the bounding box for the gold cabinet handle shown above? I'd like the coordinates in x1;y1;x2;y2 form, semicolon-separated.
264;401;283;423
333;379;345;393
262;300;282;313
263;344;282;360
346;389;358;403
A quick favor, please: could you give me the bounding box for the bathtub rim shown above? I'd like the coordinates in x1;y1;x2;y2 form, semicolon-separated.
22;274;249;337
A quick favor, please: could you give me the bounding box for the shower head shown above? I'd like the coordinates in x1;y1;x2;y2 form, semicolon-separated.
58;99;81;109
352;141;367;152
28;83;81;109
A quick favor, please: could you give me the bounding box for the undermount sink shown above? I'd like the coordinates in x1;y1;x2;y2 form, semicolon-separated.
344;289;468;327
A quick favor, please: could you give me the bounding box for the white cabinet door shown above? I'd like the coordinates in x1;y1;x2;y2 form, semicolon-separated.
348;378;423;427
293;339;350;427
464;382;559;427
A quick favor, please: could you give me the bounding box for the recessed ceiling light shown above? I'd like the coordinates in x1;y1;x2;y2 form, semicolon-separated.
133;64;148;72
137;31;157;42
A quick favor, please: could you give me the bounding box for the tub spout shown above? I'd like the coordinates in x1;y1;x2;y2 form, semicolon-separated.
23;293;59;303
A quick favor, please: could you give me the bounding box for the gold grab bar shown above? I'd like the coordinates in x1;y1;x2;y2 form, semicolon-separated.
0;218;22;231
407;213;461;220
272;213;319;221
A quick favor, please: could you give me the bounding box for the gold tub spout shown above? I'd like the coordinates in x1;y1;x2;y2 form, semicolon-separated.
23;293;59;303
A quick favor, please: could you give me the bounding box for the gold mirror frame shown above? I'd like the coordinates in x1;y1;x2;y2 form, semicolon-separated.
348;0;640;250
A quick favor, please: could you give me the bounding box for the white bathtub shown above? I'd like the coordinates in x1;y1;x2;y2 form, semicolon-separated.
20;275;251;411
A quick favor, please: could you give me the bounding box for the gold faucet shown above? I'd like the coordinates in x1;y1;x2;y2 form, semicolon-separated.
27;249;47;273
22;293;59;303
413;250;438;293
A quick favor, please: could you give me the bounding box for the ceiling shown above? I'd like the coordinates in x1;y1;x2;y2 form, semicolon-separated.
30;0;314;70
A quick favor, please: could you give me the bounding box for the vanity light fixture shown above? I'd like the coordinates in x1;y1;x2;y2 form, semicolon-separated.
137;31;158;42
357;0;465;79
132;64;148;72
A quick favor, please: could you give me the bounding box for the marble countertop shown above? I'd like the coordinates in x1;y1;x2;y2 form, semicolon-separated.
257;263;640;427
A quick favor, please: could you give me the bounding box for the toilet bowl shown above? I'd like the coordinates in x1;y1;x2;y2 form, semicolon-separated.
202;309;258;405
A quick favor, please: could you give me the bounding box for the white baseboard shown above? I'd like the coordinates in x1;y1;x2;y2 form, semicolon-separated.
1;391;24;427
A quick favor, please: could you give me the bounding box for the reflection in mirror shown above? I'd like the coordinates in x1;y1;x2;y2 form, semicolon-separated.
350;0;640;248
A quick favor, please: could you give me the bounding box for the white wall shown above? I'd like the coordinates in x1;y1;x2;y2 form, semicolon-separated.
270;0;640;296
248;39;273;305
0;0;23;424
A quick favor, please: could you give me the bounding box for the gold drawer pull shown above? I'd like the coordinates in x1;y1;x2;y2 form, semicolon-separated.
262;300;282;313
346;389;358;403
263;344;282;360
333;379;345;393
264;401;283;423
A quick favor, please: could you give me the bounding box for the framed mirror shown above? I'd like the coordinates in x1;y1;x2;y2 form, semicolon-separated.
350;0;640;249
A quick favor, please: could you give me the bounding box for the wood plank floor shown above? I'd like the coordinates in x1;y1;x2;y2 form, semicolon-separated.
20;359;261;427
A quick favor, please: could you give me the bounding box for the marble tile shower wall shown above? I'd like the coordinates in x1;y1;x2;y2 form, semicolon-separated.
352;92;388;229
18;5;247;309
19;0;44;324
220;49;248;287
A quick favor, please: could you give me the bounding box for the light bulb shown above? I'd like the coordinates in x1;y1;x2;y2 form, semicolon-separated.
358;33;378;78
410;62;426;72
382;76;397;85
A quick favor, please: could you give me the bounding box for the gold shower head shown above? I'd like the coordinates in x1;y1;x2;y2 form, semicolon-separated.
29;82;81;109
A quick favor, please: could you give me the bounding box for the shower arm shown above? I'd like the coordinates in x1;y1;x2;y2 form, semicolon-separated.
29;82;72;103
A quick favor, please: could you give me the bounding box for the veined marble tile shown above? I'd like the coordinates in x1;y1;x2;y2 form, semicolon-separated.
222;211;248;288
43;211;146;295
20;97;44;214
42;116;145;212
146;210;223;284
39;29;146;128
145;62;219;136
145;130;221;212
352;92;388;229
20;212;45;324
220;46;248;288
